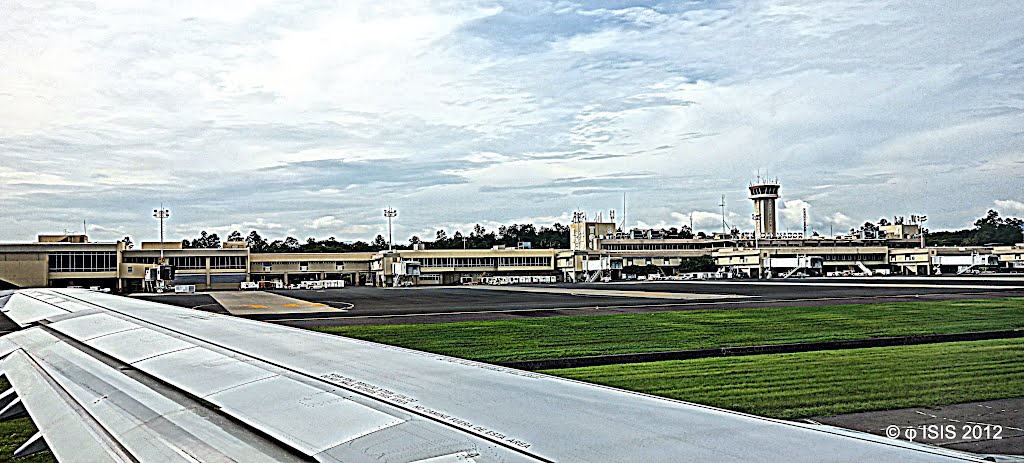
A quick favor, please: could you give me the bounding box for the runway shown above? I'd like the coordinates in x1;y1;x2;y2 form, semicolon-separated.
464;284;747;299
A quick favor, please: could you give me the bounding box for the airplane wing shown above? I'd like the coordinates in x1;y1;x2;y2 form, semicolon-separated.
0;288;991;462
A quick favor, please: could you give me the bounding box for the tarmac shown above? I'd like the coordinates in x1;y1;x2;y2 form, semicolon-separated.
464;285;747;300
812;398;1024;455
207;291;348;315
123;277;1024;327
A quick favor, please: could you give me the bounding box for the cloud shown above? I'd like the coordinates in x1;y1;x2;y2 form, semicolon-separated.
669;210;744;232
995;200;1024;215
828;212;855;231
308;215;344;230
778;199;811;232
2;0;1023;242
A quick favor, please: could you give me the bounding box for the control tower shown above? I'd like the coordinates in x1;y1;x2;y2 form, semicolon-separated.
749;179;781;238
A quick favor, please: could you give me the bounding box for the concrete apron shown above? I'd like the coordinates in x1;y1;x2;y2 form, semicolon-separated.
210;291;347;315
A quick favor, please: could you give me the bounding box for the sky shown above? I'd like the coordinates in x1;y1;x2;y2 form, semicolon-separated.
1;0;1023;244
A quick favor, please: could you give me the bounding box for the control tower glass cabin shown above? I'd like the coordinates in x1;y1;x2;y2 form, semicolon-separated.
748;182;781;237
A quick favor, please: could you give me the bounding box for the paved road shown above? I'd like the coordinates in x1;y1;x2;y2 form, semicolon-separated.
812;397;1024;455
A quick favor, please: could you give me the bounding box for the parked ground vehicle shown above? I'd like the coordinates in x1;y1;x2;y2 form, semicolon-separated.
481;275;557;285
239;282;258;290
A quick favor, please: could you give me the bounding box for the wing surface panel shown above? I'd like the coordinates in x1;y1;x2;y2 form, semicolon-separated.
1;293;73;327
134;347;278;398
85;328;196;363
209;375;405;454
47;312;142;340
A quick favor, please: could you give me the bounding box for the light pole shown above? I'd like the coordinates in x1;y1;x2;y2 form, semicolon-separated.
153;205;170;261
383;208;397;251
915;215;928;248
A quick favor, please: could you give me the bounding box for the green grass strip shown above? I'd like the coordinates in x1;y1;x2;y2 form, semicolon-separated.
316;298;1024;362
543;338;1024;419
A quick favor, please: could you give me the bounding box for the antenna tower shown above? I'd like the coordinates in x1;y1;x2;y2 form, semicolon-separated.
622;192;627;231
719;195;727;235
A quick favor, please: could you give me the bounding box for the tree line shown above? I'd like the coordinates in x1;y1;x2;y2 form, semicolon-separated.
927;210;1023;246
161;223;572;252
118;209;1022;252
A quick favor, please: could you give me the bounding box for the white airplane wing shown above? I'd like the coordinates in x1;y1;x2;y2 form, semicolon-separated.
0;289;991;462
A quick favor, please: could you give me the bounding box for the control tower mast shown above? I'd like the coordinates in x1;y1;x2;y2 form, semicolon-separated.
749;178;781;238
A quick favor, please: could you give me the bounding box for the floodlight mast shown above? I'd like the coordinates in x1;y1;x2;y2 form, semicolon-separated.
153;205;170;261
915;215;928;247
384;208;397;251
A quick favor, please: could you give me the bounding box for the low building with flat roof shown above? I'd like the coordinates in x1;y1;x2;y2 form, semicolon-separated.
1;233;1020;291
0;241;124;290
889;247;998;275
715;245;891;278
993;244;1024;271
249;252;376;286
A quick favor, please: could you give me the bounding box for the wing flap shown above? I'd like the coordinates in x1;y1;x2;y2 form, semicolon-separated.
2;349;129;463
8;328;304;463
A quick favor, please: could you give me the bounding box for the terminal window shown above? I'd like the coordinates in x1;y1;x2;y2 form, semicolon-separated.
48;252;118;272
497;256;552;267
169;256;206;270
211;256;246;269
420;257;495;268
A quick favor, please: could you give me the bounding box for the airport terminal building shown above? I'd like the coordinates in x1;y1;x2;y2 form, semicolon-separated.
1;231;1019;292
0;236;563;291
3;181;1019;291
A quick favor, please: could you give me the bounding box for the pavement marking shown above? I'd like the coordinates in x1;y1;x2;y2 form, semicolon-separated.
622;280;1024;290
318;301;356;310
822;276;1024;282
210;291;348;315
914;410;1024;432
189;303;223;311
466;285;747;300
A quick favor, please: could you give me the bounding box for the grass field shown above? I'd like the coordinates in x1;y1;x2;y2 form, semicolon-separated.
544;338;1024;419
315;298;1024;362
0;379;54;463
